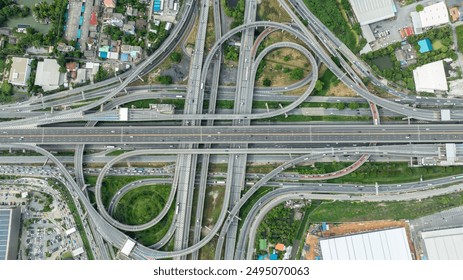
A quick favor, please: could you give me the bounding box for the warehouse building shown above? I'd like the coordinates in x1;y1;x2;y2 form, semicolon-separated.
0;208;21;260
421;227;463;260
320;227;412;260
411;1;449;34
413;60;448;93
349;0;396;25
34;59;65;91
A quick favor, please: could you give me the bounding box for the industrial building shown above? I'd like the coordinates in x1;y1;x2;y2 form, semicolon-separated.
411;1;449;34
8;57;32;86
0;208;21;260
320;227;412;260
34;59;65;91
413;60;448;93
348;0;396;25
421;227;463;260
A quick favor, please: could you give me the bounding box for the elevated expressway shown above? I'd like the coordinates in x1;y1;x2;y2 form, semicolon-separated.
2;124;463;144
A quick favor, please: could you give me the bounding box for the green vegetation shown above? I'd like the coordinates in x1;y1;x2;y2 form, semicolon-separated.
94;67;111;83
263;78;272;87
362;26;456;91
126;201;175;246
106;150;126;156
257;204;308;246
222;0;245;28
239;187;273;229
416;4;424;12
114;0;147;14
85;175;155;208
258;115;371;122
304;0;363;52
0;0;30;26
225;45;239;61
310;192;463;222
0;81;13;103
170;52;182;63
456;25;463;53
156;75;173;85
291;162;463;184
289;68;304;80
147;21;171;54
312;68;339;96
114;184;171;225
61;251;74;260
203;186;226;225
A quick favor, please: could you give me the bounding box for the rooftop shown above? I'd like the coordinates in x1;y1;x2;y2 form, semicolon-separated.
413;60;448;93
422;227;463;260
320;227;412;260
8;57;31;86
418;38;433;53
349;0;396;25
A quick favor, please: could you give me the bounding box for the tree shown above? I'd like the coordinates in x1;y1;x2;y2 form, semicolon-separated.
263;78;271;87
348;102;359;110
416;5;424;12
170;52;182;63
156;75;173;85
289;68;304;80
315;80;324;91
336;103;346;110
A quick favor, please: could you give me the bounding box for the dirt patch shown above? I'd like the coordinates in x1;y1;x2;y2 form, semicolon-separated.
327;83;358;97
304;220;415;260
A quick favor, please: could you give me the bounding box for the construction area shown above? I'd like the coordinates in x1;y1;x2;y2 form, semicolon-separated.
303;220;416;260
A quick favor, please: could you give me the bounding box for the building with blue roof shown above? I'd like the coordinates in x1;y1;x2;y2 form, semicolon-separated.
0;208;21;260
153;0;163;12
418;38;433;53
270;253;278;260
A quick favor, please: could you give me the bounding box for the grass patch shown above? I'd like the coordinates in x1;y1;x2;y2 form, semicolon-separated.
310;192;463;222
84;175;155;209
432;39;444;50
126;200;175;246
114;184;171;225
106;150;126;156
257;0;292;22
456;25;463;53
257;115;371;122
203;186;225;226
291;162;463;184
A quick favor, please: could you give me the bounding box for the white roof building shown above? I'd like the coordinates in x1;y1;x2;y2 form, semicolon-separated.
35;59;64;91
320;227;412;260
422;227;463;260
8;57;32;86
411;1;449;34
121;239;136;256
413;60;448;93
349;0;396;25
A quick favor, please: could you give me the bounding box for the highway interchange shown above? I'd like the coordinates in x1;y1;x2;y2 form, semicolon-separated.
2;0;463;260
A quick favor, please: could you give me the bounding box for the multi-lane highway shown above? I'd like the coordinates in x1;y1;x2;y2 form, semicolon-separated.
2;124;463;144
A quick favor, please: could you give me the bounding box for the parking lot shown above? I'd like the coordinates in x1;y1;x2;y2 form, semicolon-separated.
1;178;86;260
